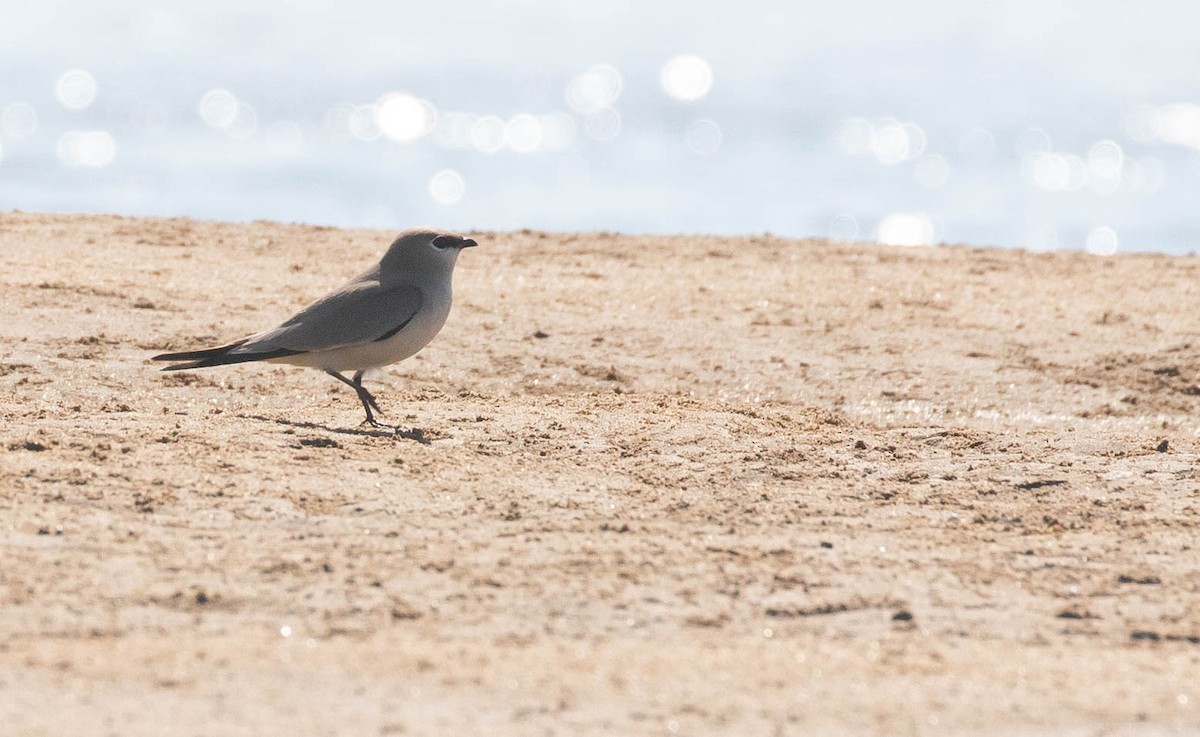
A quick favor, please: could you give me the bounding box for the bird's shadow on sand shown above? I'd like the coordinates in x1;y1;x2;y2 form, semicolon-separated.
241;414;432;443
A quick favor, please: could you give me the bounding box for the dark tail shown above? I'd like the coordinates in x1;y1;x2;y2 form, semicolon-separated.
152;340;301;370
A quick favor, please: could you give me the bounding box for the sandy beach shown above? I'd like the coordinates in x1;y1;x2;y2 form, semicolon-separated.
1;211;1198;735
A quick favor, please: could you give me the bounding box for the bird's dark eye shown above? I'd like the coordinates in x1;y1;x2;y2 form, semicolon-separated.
431;235;457;250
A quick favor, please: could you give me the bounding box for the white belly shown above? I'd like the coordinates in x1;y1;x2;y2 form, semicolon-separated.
272;291;453;373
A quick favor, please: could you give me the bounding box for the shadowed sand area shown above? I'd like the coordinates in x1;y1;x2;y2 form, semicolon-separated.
1;212;1198;735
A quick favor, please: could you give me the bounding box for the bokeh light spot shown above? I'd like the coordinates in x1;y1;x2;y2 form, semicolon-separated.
1086;225;1118;256
1087;139;1123;194
1087;140;1123;179
1025;152;1066;190
684;118;722;155
902;123;927;158
505;114;544;153
471;116;507;153
585;108;621;142
877;212;934;247
199;89;239;128
566;64;622;114
839;117;924;164
1023;151;1087;192
1014;127;1052;155
56;69;98;111
661;55;713;101
56;130;116;168
828;214;859;242
870;119;912;165
224;102;258;139
1;102;38;139
428;169;465;205
376;93;436;143
1154;103;1200;151
197;91;258;139
348;105;381;141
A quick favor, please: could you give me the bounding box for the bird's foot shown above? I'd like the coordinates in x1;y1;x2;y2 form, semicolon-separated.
355;417;431;443
360;416;396;431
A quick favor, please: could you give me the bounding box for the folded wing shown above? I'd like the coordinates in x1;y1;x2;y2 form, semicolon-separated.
253;280;424;352
153;281;423;370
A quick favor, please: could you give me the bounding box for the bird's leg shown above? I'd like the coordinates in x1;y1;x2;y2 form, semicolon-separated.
326;370;387;428
351;370;385;415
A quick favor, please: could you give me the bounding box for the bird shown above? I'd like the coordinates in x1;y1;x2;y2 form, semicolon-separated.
152;226;478;428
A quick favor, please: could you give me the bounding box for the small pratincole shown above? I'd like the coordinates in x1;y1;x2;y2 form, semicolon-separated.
153;226;478;428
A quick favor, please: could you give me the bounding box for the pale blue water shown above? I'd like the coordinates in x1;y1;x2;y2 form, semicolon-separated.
2;1;1199;253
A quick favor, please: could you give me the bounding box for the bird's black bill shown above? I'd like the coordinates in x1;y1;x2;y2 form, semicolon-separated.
433;234;477;249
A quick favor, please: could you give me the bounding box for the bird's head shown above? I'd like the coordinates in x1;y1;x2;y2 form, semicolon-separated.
379;226;478;276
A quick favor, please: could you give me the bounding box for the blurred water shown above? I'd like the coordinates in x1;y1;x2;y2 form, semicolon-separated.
2;1;1199;253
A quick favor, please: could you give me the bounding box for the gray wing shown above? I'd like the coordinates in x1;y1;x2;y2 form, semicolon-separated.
240;280;423;354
